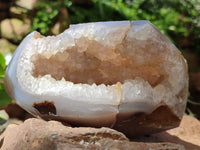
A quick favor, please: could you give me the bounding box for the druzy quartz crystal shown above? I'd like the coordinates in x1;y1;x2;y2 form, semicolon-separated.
5;21;188;137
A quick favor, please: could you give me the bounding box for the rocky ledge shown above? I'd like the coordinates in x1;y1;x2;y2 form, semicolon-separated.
0;115;199;150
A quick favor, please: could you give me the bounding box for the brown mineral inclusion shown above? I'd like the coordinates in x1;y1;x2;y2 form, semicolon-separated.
33;100;56;115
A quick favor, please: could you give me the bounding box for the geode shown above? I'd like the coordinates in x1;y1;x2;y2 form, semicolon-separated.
5;21;188;137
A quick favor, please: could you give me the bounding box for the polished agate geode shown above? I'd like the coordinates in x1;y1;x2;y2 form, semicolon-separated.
5;21;188;137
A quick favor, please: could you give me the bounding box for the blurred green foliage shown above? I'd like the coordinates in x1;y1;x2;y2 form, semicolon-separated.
32;0;72;34
0;53;11;107
32;0;200;49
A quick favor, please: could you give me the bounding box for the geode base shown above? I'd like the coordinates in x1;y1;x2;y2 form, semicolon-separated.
35;105;180;137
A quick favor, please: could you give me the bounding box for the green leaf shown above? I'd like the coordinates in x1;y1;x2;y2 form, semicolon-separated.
0;67;4;77
186;108;196;118
0;110;9;125
0;53;6;78
0;83;3;90
0;53;6;68
188;99;200;106
0;89;11;107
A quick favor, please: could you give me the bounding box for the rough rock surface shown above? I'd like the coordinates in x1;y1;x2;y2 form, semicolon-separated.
0;118;186;150
134;115;200;150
